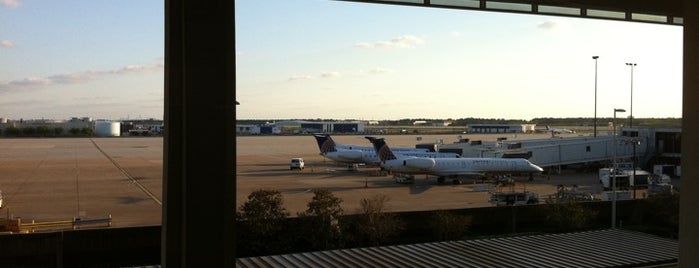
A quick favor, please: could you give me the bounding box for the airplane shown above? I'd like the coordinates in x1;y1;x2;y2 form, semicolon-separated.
312;133;428;154
365;136;543;184
546;125;575;134
312;134;458;167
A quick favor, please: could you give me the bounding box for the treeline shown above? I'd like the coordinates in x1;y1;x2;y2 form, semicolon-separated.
236;188;678;257
530;117;681;127
388;118;528;126
0;126;94;137
236;117;681;127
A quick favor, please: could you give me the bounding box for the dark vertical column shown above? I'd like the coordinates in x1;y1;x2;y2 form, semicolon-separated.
681;2;699;267
164;0;236;267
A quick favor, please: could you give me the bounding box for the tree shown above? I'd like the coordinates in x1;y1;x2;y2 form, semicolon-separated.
4;127;20;136
236;189;290;255
297;189;344;250
430;210;471;241
54;127;64;136
352;194;404;246
80;127;93;136
634;193;679;238
36;125;51;136
69;128;81;136
22;127;36;136
543;202;598;232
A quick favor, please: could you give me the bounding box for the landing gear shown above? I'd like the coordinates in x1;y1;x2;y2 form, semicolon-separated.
437;176;461;185
346;164;359;171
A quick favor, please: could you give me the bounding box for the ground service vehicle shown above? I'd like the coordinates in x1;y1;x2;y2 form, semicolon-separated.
599;168;651;191
290;158;305;170
489;191;539;206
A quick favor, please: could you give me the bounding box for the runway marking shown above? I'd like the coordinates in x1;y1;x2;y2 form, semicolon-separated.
89;139;162;206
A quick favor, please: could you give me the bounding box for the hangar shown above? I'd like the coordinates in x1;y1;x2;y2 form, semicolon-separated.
276;120;366;134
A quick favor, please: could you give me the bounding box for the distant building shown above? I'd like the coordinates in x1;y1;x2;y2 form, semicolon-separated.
468;124;536;133
273;120;365;134
0;117;94;135
121;119;164;136
94;120;121;137
235;124;281;135
441;120;453;127
0;117;167;137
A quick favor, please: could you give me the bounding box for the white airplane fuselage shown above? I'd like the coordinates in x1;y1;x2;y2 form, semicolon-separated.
381;157;543;177
323;148;459;165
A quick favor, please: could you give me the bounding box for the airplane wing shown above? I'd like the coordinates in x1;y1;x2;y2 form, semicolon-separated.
431;170;483;177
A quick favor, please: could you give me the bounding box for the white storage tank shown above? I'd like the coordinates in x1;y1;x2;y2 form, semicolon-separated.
94;121;121;137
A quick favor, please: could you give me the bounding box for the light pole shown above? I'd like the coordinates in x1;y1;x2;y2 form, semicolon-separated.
630;138;641;199
625;63;637;128
612;108;626;229
593;56;599;137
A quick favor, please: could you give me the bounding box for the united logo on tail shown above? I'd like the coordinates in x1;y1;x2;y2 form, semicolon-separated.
365;137;397;161
313;134;337;154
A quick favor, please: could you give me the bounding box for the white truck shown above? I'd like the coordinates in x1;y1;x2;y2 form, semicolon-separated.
599;168;660;191
290;158;305;170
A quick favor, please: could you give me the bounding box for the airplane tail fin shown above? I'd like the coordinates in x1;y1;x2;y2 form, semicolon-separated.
312;134;337;154
365;137;397;161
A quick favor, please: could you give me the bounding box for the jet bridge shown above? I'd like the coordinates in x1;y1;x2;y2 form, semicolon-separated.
441;134;649;170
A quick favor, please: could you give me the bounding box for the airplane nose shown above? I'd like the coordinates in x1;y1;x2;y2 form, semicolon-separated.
532;163;543;172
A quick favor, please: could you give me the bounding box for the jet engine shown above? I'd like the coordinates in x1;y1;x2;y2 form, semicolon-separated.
403;158;436;169
332;150;363;162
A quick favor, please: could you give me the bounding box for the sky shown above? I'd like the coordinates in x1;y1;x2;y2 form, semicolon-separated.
235;0;683;121
0;0;163;120
0;1;683;121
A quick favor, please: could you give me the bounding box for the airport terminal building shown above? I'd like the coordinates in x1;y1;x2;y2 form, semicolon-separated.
238;120;366;134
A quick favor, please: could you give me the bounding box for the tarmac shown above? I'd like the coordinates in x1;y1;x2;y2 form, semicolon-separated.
0;137;163;227
0;133;612;229
235;133;604;215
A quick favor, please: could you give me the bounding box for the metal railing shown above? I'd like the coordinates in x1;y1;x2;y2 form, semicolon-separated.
15;214;112;233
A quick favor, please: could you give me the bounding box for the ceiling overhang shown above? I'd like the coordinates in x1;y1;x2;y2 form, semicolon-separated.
334;0;683;25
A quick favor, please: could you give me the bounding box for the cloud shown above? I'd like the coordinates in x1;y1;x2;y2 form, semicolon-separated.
288;68;394;82
354;35;425;49
288;71;341;81
7;77;51;87
111;63;164;74
1;40;15;48
0;62;164;92
359;68;394;75
0;0;21;8
369;68;393;74
319;72;340;78
287;75;315;81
